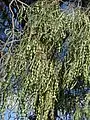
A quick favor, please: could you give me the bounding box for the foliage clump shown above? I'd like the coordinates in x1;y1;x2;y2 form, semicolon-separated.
0;0;90;119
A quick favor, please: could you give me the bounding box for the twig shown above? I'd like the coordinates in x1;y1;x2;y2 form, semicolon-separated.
17;0;30;7
9;0;15;44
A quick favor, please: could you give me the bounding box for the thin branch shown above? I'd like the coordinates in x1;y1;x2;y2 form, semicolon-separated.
17;0;30;7
9;0;15;42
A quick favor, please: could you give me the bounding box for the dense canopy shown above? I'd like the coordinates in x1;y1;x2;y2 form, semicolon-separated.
0;0;90;119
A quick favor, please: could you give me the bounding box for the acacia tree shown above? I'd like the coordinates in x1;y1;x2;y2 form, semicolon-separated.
0;0;90;119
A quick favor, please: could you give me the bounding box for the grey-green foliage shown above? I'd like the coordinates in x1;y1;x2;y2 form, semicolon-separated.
0;0;90;119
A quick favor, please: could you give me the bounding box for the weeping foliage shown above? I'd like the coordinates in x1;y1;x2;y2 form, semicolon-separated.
0;0;90;119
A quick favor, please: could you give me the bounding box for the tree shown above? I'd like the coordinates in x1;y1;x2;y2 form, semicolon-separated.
0;0;90;119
